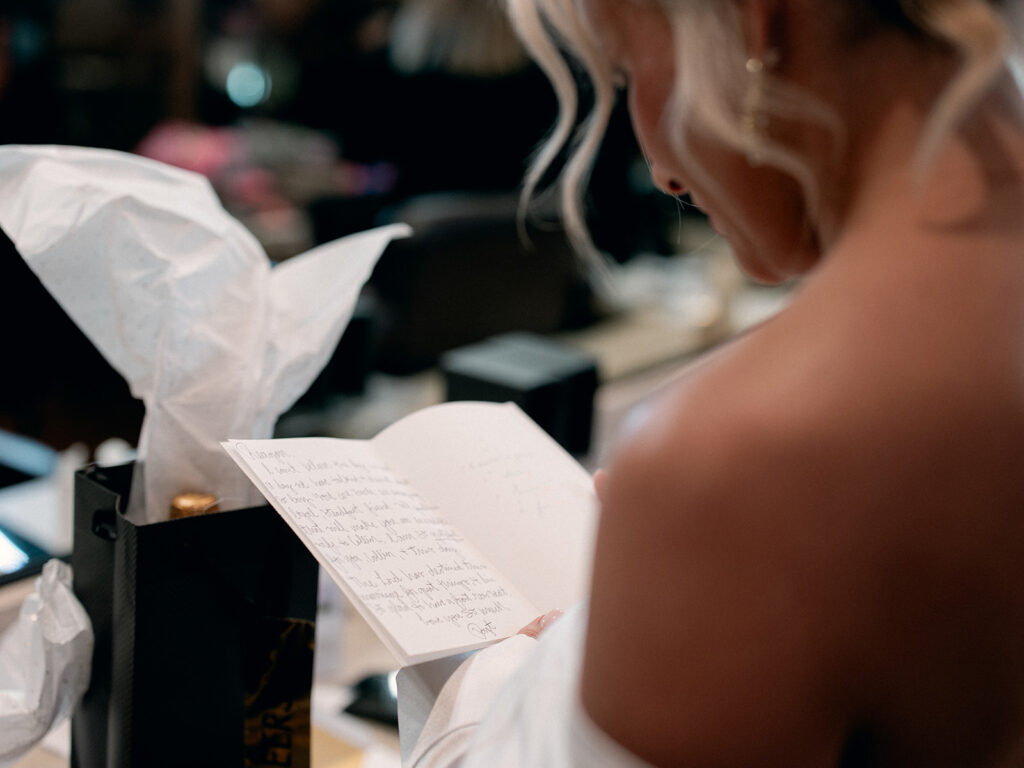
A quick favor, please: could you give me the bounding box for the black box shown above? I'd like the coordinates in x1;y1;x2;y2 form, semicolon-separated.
71;463;319;768
441;332;599;456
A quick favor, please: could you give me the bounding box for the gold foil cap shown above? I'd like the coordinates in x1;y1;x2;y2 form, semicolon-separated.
169;492;219;519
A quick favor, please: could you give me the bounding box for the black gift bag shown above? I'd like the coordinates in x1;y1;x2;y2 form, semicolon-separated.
71;462;319;768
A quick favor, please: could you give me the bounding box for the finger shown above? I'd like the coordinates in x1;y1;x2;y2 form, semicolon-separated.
539;608;564;630
518;615;544;638
518;609;564;638
593;468;609;502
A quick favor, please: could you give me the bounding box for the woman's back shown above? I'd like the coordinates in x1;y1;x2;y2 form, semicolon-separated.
584;87;1024;767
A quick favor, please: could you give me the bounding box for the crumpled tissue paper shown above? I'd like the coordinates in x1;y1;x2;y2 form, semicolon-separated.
0;559;92;764
0;144;410;522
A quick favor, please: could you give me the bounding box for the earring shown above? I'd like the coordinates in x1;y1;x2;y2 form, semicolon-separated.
741;50;778;166
668;179;684;194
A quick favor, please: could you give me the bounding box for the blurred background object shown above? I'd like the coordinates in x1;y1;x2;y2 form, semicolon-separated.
388;0;529;77
1;0;705;454
0;0;62;146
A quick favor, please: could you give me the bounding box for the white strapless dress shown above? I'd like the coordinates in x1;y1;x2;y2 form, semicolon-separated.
403;604;654;767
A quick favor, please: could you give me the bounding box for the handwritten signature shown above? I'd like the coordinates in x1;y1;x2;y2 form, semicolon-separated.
467;621;497;639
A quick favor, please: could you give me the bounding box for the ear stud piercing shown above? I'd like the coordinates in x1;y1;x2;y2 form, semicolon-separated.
741;49;779;166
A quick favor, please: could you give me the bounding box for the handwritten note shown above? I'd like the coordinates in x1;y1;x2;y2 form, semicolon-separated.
225;401;596;666
229;436;536;663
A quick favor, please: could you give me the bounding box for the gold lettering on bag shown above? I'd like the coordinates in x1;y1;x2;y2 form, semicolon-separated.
244;619;315;768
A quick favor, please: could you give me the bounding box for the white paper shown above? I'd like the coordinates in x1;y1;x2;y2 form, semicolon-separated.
224;401;597;666
0;145;410;522
374;402;596;613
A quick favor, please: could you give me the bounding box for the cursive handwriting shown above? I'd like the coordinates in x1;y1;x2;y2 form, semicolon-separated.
235;439;525;649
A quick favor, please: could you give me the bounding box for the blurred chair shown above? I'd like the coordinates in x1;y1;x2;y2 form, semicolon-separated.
368;191;604;374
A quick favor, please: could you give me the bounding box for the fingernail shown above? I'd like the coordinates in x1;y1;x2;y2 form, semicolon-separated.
539;609;564;630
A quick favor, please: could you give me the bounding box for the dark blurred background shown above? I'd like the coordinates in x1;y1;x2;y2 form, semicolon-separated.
0;0;687;454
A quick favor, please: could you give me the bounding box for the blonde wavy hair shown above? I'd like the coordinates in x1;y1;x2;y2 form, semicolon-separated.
505;0;1023;266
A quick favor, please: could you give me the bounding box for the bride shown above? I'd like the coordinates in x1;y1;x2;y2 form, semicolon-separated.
406;1;1024;765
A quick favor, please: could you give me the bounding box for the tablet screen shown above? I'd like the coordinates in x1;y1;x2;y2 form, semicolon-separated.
0;528;30;575
0;525;49;586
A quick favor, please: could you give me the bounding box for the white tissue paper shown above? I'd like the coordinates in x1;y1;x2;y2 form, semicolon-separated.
0;559;92;764
0;144;410;523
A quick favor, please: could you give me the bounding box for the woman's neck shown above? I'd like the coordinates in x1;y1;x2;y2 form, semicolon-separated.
819;72;1024;254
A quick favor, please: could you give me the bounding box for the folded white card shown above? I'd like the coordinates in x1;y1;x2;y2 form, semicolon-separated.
225;401;597;665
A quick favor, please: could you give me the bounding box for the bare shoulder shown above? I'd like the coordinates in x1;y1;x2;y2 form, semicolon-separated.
581;306;1024;767
582;329;868;766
